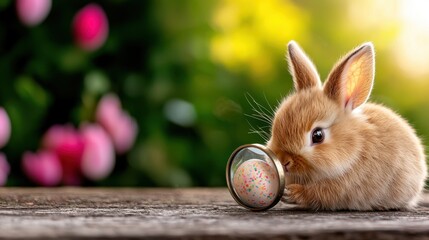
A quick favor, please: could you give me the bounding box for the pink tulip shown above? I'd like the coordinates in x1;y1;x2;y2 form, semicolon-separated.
96;94;122;124
113;113;138;154
16;0;51;26
0;108;11;149
96;94;138;154
42;125;68;150
73;3;109;51
22;151;62;186
80;124;114;180
42;125;85;185
0;153;10;186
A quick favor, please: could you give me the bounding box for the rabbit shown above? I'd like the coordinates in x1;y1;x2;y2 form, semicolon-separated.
266;41;428;210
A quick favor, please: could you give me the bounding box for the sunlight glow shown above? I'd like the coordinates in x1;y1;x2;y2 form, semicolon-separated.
393;0;429;79
348;0;429;79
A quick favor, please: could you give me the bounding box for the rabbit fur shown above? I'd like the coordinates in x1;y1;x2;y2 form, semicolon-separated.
267;41;428;210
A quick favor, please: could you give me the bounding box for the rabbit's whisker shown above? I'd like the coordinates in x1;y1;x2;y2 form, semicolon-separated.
245;93;275;143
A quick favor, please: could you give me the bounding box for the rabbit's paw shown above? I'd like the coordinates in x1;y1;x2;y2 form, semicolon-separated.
282;184;305;205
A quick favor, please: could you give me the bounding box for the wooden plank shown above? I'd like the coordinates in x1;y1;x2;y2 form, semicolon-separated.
0;188;428;239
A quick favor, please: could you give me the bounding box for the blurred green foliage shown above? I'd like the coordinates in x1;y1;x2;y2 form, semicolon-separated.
1;0;428;186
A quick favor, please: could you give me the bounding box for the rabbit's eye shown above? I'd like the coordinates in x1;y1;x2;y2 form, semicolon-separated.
311;127;324;144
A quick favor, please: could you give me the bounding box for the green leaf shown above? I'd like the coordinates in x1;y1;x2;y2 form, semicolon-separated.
15;76;50;108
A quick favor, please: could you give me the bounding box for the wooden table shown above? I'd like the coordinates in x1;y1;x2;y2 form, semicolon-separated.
0;188;428;239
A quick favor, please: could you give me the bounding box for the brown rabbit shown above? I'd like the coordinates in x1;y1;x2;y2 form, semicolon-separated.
267;41;428;210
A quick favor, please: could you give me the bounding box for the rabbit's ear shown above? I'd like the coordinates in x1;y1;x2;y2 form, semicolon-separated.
324;43;374;111
287;41;321;91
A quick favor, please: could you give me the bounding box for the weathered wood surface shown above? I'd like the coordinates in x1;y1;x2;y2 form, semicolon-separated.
0;188;428;239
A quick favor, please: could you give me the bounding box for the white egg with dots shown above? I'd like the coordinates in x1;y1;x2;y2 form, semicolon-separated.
232;159;279;208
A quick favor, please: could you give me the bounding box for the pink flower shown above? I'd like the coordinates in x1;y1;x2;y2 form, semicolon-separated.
0;108;11;149
80;124;115;180
73;3;109;51
16;0;51;26
0;153;10;186
22;151;62;186
96;94;138;154
42;125;85;185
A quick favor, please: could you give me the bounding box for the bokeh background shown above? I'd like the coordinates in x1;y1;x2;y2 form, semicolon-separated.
1;0;429;187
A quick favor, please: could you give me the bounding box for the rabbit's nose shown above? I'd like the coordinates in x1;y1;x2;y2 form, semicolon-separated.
284;161;291;172
283;161;292;172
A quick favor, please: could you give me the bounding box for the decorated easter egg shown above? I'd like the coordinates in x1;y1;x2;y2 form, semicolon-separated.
232;159;279;208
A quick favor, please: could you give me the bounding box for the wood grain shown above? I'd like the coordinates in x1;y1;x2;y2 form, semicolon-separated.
0;188;428;239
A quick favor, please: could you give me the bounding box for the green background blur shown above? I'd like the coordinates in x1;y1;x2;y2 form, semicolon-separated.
1;0;429;186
